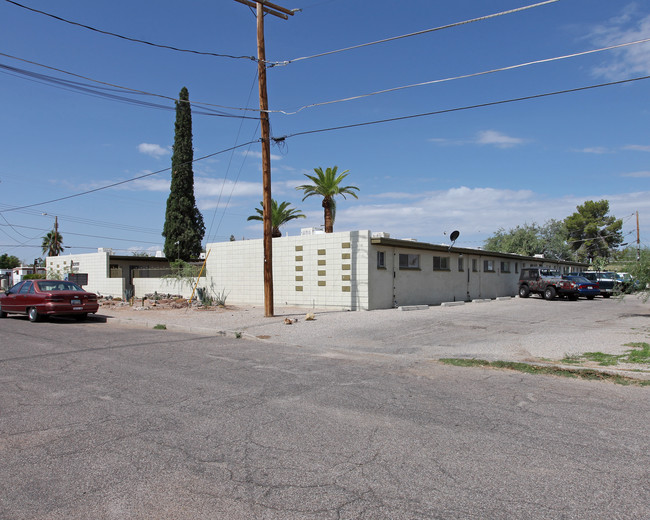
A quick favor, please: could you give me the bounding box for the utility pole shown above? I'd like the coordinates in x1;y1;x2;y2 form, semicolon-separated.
54;215;59;256
234;0;294;317
636;211;641;263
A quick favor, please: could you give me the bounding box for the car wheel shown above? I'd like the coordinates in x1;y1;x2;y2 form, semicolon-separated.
587;296;595;300
543;286;556;300
28;307;40;322
0;304;6;318
602;294;611;298
519;285;530;298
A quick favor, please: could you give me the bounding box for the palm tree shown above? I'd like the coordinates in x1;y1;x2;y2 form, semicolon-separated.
41;230;64;257
247;199;306;238
296;166;359;233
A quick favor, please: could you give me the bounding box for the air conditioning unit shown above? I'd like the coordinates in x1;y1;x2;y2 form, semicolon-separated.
301;227;325;236
372;232;390;238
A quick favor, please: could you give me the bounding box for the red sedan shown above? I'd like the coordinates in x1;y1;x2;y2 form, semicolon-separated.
0;280;99;322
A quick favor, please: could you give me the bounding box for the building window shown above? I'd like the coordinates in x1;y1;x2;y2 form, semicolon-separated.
500;261;511;273
515;262;519;274
484;260;495;272
377;251;386;269
458;256;464;271
472;259;479;272
433;256;450;271
399;253;420;270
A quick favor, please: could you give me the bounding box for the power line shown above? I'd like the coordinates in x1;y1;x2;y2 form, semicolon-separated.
0;141;260;214
0;53;258;118
273;37;650;115
273;0;560;66
273;74;650;141
0;222;162;245
0;205;161;234
4;0;256;62
205;72;261;246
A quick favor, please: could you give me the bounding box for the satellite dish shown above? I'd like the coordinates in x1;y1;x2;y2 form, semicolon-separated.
448;230;460;251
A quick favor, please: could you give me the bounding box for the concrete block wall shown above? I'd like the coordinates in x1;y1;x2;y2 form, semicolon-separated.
205;231;371;310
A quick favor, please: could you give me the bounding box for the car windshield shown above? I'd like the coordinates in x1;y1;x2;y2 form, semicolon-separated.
36;281;83;292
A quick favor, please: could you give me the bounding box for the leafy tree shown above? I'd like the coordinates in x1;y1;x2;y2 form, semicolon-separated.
296;166;359;233
564;200;623;263
162;87;205;260
247;199;306;238
0;253;21;269
41;230;64;257
539;219;573;261
483;220;573;260
483;223;543;256
614;247;649;299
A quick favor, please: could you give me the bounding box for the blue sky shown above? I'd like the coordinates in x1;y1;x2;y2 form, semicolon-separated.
1;0;649;262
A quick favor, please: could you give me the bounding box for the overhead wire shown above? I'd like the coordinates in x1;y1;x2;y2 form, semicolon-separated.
0;222;162;245
272;74;650;141
272;0;560;66
0;141;260;214
0;205;161;235
4;0;256;62
272;37;650;115
0;53;258;118
205;71;261;245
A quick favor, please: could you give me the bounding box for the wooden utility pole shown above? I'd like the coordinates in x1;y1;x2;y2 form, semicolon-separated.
636;211;641;262
54;216;59;255
234;0;294;317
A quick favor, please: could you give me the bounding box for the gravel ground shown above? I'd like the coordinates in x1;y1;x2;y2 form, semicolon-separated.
100;295;650;378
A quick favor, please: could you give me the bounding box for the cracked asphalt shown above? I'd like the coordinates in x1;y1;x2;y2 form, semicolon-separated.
1;296;649;518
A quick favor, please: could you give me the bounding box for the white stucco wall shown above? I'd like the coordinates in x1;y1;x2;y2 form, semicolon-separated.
133;277;196;299
46;252;124;297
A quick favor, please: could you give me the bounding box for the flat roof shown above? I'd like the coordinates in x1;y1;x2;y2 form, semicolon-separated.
370;237;587;267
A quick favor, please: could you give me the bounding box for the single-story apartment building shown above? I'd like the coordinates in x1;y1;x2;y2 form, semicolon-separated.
46;231;587;310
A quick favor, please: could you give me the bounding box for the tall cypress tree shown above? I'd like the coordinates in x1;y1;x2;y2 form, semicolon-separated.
162;87;205;260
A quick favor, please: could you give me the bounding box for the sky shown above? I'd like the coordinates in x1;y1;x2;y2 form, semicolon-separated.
1;0;649;263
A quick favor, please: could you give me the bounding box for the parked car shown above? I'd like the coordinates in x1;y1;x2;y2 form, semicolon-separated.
572;272;616;298
0;280;99;322
615;272;639;292
561;275;600;299
518;267;579;300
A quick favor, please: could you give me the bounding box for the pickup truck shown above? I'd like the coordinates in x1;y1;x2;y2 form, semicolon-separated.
518;267;579;300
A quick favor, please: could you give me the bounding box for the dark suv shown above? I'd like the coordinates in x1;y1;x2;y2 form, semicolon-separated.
518;267;579;300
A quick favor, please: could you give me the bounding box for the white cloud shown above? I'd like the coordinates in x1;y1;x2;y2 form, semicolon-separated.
430;131;526;148
476;130;525;148
588;7;650;79
138;143;170;158
623;144;650;152
240;150;282;161
575;146;612;154
314;187;650;248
